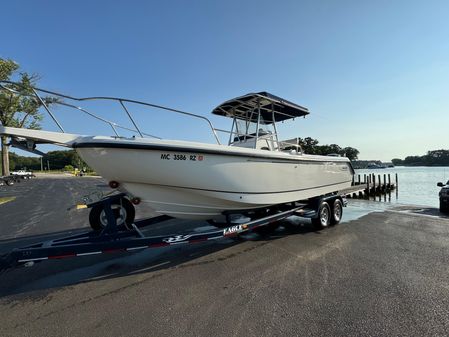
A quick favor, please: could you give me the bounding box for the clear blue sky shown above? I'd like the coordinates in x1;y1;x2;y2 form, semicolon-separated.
2;0;449;161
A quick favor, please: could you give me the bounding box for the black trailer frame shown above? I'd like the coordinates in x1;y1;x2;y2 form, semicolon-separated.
0;193;346;270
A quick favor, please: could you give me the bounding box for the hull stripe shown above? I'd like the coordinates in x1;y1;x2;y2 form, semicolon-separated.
73;142;353;166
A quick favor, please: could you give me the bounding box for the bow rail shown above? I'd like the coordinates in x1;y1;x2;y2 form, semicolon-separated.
0;81;222;144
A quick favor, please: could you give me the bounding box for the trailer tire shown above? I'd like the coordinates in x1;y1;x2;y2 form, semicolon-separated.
331;199;343;225
312;201;331;229
89;198;135;231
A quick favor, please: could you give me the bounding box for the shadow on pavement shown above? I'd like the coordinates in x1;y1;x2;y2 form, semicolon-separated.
0;219;321;299
393;206;449;219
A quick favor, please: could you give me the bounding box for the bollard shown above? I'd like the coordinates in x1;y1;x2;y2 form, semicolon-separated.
367;179;370;197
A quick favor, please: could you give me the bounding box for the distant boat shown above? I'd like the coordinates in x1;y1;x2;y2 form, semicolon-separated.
367;163;386;169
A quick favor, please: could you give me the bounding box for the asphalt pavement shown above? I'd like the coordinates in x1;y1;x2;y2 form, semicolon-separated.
1;176;449;337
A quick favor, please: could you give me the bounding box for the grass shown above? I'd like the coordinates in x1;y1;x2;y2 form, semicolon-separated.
0;197;16;205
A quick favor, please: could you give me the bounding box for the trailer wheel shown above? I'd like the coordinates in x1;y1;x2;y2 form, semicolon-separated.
312;201;331;229
5;179;14;186
331;199;343;225
89;198;135;231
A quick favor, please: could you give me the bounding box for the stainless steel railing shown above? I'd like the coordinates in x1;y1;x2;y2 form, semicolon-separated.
0;81;222;144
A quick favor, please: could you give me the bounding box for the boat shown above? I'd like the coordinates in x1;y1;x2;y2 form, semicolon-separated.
366;162;386;169
0;82;354;220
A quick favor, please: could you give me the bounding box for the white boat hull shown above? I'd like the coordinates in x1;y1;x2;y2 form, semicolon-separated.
75;137;354;219
0;125;354;220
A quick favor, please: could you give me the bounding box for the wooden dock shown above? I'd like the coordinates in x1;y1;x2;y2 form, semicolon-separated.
340;173;398;199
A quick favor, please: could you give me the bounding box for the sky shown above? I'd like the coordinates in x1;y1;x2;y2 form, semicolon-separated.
1;0;449;161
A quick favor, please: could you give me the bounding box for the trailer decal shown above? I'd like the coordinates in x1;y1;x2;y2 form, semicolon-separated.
162;235;193;243
223;224;248;236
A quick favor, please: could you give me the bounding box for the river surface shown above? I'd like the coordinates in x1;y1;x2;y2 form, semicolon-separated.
354;166;449;208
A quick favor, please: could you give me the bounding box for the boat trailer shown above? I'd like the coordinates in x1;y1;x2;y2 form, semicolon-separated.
0;193;346;271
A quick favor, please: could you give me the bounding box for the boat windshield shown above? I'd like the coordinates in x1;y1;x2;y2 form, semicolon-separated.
234;116;273;139
228;115;279;150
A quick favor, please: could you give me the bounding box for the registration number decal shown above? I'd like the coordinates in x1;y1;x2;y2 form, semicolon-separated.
160;153;204;161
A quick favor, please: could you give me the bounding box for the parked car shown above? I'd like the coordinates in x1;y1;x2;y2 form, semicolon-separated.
10;170;34;180
437;181;449;213
11;170;32;176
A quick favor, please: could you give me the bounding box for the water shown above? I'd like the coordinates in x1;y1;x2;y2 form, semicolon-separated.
354;166;449;208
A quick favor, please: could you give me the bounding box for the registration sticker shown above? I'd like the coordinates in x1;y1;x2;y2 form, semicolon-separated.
160;153;205;161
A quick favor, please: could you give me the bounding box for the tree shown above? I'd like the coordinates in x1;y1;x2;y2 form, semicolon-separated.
391;150;449;167
0;58;53;175
0;148;92;171
425;150;449;166
341;147;359;161
297;137;319;154
45;150;91;171
403;155;424;166
391;158;403;166
296;136;360;160
315;143;342;156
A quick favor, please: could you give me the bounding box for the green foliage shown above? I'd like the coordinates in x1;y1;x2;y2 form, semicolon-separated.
0;150;39;172
393;150;449;166
341;147;360;161
0;58;48;130
63;165;74;171
9;151;41;170
45;150;91;170
297;137;359;160
0;59;19;81
0;58;59;176
298;137;319;154
1;149;92;172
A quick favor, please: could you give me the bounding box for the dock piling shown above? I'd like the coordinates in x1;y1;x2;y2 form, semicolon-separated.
348;172;397;200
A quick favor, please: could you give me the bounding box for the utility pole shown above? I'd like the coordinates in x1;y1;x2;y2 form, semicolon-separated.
47;160;50;171
40;156;43;171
